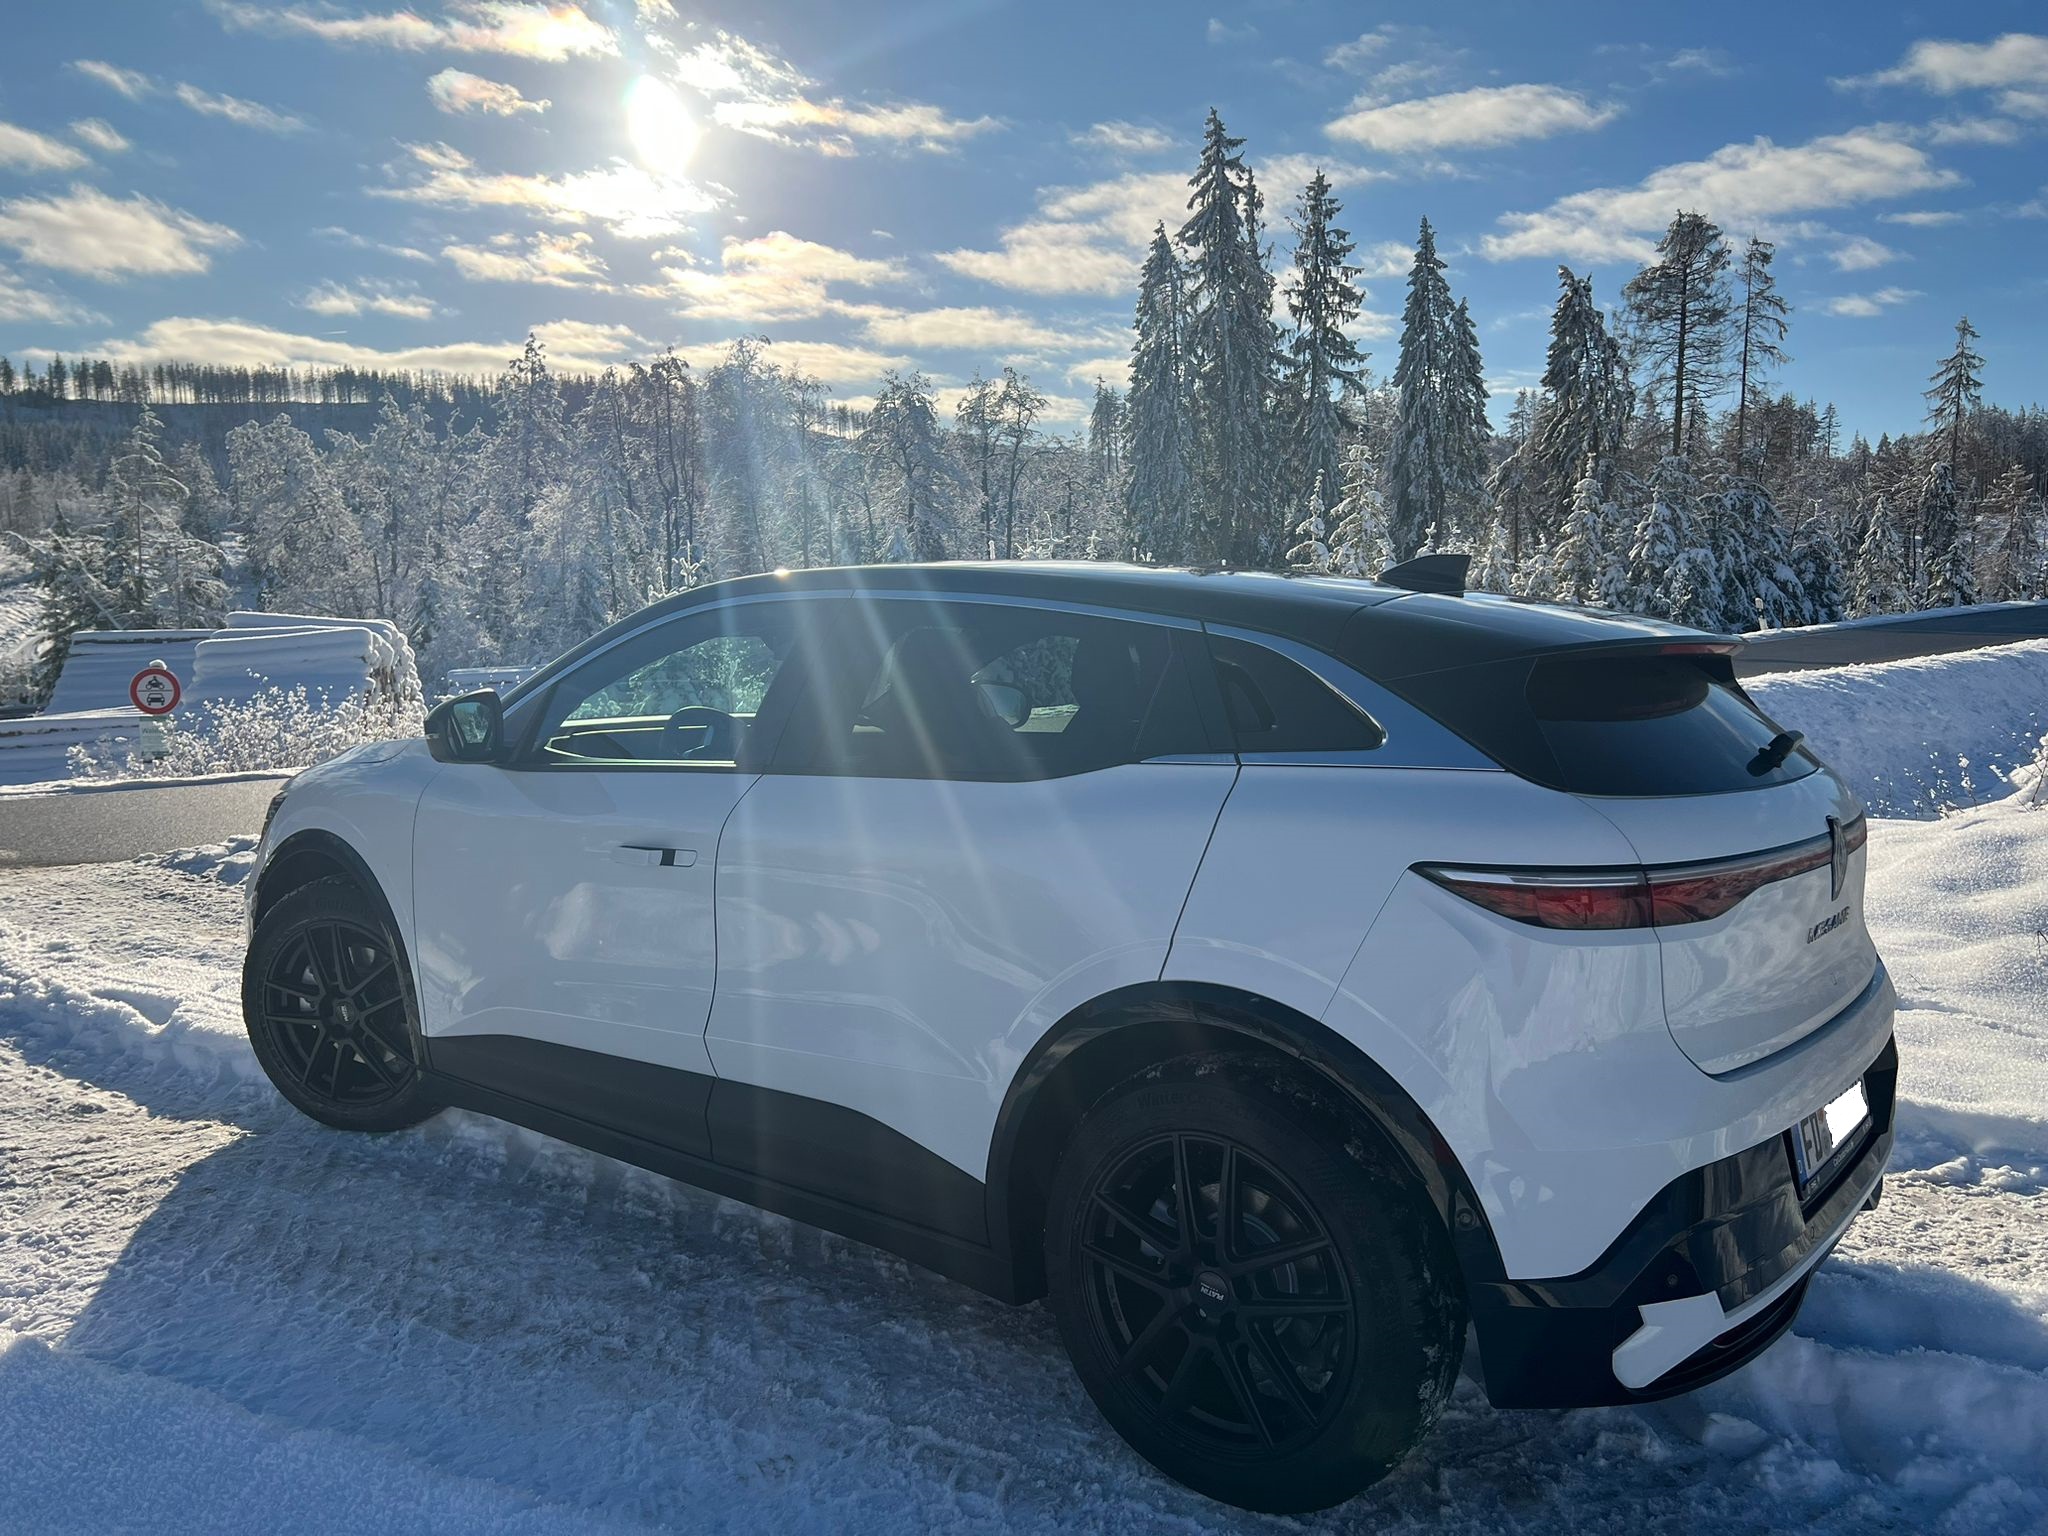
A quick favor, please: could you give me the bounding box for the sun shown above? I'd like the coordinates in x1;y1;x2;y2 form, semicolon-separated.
626;75;701;175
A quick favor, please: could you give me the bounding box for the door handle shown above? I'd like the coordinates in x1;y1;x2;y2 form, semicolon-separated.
613;845;698;868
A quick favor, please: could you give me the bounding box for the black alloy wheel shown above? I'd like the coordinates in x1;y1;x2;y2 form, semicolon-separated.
243;877;439;1132
1078;1131;1355;1454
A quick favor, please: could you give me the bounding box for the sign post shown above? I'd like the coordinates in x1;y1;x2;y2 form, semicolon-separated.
130;661;181;760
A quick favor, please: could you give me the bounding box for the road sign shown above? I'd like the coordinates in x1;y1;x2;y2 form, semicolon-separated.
130;666;182;715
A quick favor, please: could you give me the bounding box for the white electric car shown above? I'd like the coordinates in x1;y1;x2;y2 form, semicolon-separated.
242;562;1895;1512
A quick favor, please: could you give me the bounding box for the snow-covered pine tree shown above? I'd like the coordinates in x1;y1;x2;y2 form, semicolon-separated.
1532;268;1631;536
1731;237;1790;471
1627;456;1721;627
1549;457;1621;608
1329;441;1392;578
861;371;956;562
1849;496;1910;617
1791;511;1847;623
1468;514;1515;594
1975;462;2039;602
1284;472;1333;573
1920;459;1978;608
1923;316;1985;474
1712;476;1805;630
1388;219;1487;558
1123;222;1196;563
102;403;228;630
1280;171;1367;519
1179;110;1278;563
1087;380;1124;492
1623;211;1733;458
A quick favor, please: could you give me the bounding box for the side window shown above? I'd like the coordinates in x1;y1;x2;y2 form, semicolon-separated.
1207;634;1385;754
773;602;1205;780
526;605;798;768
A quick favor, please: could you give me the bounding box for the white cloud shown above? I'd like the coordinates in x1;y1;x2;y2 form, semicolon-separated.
69;60;152;99
938;168;1186;297
655;231;902;321
1206;18;1256;45
1923;115;2024;145
0;121;91;173
205;1;618;60
1327;84;1619;152
428;68;549;116
298;280;438;319
0;186;241;278
1355;239;1413;279
663;29;996;156
0;265;104;325
1822;286;1920;317
1849;33;2048;93
316;225;434;262
96;316;648;374
1325;28;1393;73
1879;208;1963;226
172;82;307;133
69;118;130;154
854;305;1080;354
375;140;717;239
1072;120;1174;155
1482;127;1962;263
443;230;608;287
2006;89;2048;118
1830;234;1901;270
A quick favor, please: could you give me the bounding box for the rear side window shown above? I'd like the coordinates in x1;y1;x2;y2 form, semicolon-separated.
1395;652;1819;796
1207;635;1384;754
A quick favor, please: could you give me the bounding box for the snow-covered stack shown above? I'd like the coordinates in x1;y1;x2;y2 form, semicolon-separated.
193;612;423;714
40;630;215;714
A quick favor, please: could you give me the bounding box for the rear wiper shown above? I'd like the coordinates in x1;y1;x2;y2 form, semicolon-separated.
1748;730;1805;776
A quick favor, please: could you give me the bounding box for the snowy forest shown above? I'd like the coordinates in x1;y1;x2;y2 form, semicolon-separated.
5;108;2047;703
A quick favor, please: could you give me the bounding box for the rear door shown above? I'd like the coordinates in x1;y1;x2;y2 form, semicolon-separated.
1522;650;1878;1075
705;596;1237;1196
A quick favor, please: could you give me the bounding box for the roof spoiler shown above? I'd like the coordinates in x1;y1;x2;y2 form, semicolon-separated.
1376;552;1468;595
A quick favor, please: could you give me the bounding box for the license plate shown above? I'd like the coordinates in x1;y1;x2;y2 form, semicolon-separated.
1792;1081;1870;1190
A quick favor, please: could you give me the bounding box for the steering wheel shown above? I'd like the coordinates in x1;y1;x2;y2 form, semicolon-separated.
660;705;738;762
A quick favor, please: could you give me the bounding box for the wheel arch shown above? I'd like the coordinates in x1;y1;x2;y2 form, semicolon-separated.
985;981;1506;1304
253;828;395;930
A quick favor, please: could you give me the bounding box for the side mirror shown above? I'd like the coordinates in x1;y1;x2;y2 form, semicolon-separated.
425;688;508;764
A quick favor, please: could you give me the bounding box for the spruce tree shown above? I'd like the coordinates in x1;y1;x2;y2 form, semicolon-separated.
1923;316;1985;472
1533;268;1630;533
1550;460;1613;607
1388;219;1487;557
1179;109;1278;563
1123;223;1196;562
1980;465;2044;601
1280;172;1367;517
1284;473;1333;573
1329;441;1392;578
1627;456;1720;627
1731;236;1790;469
1623;211;1733;457
1791;512;1847;623
1920;459;1978;607
1850;498;1911;617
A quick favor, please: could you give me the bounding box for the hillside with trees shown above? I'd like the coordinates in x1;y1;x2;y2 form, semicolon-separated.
4;110;2045;705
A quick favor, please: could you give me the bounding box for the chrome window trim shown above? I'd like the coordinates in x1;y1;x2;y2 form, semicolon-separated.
1201;621;1499;772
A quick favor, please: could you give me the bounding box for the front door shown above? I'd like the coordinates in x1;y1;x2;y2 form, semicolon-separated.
411;599;812;1149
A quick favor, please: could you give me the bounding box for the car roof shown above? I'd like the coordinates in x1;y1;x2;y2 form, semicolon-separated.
505;562;1731;707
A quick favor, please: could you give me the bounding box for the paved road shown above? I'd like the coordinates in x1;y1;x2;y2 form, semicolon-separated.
1738;602;2048;674
0;773;288;868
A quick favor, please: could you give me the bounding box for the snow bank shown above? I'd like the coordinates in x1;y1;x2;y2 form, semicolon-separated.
199;611;422;713
0;708;140;787
140;835;259;888
1748;639;2048;815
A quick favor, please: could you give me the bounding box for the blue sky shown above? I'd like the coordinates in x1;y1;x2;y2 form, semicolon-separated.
2;1;2045;436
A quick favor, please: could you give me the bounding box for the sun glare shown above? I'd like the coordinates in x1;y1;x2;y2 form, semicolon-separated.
626;75;700;175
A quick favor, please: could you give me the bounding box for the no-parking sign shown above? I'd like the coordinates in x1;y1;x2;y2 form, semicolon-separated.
130;665;182;715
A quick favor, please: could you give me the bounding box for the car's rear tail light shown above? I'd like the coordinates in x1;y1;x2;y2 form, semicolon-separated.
1416;867;1653;930
1419;814;1866;931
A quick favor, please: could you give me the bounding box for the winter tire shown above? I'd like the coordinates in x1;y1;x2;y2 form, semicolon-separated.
243;876;439;1133
1044;1053;1464;1513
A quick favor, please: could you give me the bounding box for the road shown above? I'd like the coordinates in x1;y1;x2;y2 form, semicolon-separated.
0;773;288;868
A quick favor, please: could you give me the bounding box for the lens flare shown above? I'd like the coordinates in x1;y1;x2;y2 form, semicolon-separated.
626;75;700;174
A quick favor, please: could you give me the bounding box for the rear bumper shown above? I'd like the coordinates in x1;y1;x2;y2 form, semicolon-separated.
1470;1031;1896;1409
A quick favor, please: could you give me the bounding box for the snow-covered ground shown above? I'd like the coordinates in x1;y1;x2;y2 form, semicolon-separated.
1;664;2044;1531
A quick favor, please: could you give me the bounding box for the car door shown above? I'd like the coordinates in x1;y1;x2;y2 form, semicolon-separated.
410;597;815;1153
705;596;1238;1213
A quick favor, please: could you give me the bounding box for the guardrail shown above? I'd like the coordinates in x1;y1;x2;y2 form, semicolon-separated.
1737;601;2048;674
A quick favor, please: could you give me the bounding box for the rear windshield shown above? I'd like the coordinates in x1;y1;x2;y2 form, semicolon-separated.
1390;652;1820;797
